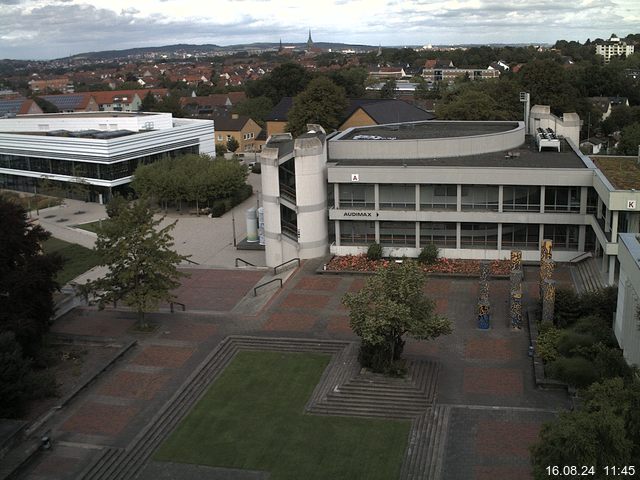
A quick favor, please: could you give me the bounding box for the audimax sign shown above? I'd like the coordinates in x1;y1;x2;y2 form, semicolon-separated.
342;211;379;217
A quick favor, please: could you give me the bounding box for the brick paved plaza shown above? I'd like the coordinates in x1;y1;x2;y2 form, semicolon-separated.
18;260;571;480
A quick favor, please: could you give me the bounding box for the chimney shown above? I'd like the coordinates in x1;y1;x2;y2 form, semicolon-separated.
232;113;239;120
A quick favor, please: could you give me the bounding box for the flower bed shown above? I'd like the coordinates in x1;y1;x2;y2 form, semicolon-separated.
326;255;511;276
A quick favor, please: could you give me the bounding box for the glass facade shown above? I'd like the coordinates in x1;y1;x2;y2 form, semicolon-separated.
460;223;499;248
545;186;580;212
278;158;296;203
503;186;541;212
280;204;298;240
379;184;415;210
380;221;416;247
544;224;579;250
461;185;499;211
340;220;376;245
0;145;198;182
339;184;374;209
420;222;457;248
420;184;457;210
502;223;539;248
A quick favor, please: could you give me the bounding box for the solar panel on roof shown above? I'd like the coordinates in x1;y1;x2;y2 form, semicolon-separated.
0;99;25;115
42;95;84;109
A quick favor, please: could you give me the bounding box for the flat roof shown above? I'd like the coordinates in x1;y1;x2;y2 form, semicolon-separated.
11;111;158;119
330;136;587;169
591;156;640;190
337;121;520;141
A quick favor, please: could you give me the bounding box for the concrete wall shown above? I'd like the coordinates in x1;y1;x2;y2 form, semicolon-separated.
330;122;524;160
0;112;174;132
529;105;581;146
614;233;640;366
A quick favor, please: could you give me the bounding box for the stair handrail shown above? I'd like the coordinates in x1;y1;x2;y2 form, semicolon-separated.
254;278;283;296
568;251;593;263
273;257;300;275
235;257;256;267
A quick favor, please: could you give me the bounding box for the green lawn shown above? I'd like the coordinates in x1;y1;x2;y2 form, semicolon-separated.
74;220;108;234
155;351;410;480
42;237;101;285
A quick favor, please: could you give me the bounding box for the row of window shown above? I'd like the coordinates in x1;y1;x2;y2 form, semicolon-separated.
338;221;582;250
0;146;198;181
336;184;597;213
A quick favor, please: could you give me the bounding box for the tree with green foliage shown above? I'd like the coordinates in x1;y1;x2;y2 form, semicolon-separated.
330;67;369;98
517;59;580;115
233;96;273;127
32;96;59;113
139;90;159;112
80;199;188;329
379;78;397;99
226;136;240;153
286;76;348;136
617;122;640;155
436;89;511;120
0;197;62;355
245;62;312;104
155;91;184;117
342;261;452;373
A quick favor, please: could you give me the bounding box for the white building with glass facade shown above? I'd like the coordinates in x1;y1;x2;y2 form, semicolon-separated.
258;108;640;286
0;111;214;203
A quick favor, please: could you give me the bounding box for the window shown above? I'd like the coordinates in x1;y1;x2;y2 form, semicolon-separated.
280;205;298;240
340;221;376;245
379;184;415;210
217;135;223;141
503;186;540;212
460;223;498;249
338;184;374;209
420;222;456;248
380;221;416;247
545;187;580;212
502;224;539;248
420;184;457;210
543;224;579;250
461;185;499;211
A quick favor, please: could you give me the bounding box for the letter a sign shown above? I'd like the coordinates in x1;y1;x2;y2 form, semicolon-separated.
351;173;360;182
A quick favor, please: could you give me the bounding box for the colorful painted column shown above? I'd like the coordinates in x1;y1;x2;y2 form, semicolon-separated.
477;260;491;329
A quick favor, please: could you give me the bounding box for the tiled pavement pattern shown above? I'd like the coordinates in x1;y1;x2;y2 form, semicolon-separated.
20;262;572;480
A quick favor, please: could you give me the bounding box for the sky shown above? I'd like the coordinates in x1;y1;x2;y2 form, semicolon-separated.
1;0;639;60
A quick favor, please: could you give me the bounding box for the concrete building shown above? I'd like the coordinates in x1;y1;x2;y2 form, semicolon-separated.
595;35;635;64
614;233;640;366
257;107;640;286
0;111;214;203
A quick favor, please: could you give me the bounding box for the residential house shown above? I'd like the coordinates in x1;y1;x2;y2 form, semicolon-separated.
28;77;74;94
214;113;264;152
588;96;630;121
596;35;635;64
89;89;169;112
180;92;247;117
422;59;500;83
0;97;43;116
39;93;99;113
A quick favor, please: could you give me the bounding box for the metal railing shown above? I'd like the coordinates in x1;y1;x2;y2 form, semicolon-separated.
184;258;200;265
273;257;300;275
254;278;283;296
170;301;186;313
235;257;256;267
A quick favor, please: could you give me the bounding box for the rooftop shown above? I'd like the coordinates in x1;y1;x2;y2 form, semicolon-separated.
337;121;519;141
330;136;586;169
591;156;640;190
11;111;157;119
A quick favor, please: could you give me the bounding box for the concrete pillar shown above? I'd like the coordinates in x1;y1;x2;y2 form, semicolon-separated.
597;197;603;219
415;222;420;249
540;185;546;213
498;185;504;213
611;211;619;240
333;183;340;209
578;225;586;251
456;184;462;212
374;184;380;210
579;186;588;215
335;220;341;247
456;222;461;249
608;255;616;285
375;221;380;243
602;253;608;273
415;184;420;212
538;224;545;253
497;223;503;251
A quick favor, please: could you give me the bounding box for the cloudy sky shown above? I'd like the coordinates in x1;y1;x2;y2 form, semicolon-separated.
1;0;639;60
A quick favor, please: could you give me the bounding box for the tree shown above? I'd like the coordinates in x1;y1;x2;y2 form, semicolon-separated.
32;96;59;113
436;89;510;120
517;59;580;115
226;136;240;153
80;199;189;328
342;261;452;373
233;96;273;127
379;79;397;99
0;332;38;418
245;63;312;104
286;76;348;136
330;67;369;97
0;197;62;355
139;91;159;112
617;122;640;155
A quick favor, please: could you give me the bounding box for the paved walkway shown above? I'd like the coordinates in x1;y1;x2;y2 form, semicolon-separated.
15;260;572;480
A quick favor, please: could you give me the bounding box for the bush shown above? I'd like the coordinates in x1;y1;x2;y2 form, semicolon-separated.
581;286;618;322
572;315;616;347
554;287;581;327
536;326;562;362
211;200;226;217
546;356;598;388
231;183;253;205
593;347;634;381
556;330;597;357
418;243;439;265
367;242;383;261
251;162;261;174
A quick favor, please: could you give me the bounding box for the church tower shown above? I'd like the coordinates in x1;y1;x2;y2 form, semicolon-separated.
307;29;313;51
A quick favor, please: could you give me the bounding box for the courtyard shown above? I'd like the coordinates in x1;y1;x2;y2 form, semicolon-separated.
14;259;571;480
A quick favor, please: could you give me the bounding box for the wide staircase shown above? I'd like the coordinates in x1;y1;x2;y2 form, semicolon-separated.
572;256;606;293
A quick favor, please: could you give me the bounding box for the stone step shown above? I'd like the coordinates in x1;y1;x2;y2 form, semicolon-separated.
400;411;432;480
332;385;427;401
323;393;428;410
309;404;420;419
424;405;451;480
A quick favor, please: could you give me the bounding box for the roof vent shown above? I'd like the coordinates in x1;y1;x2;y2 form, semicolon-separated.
505;151;521;159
